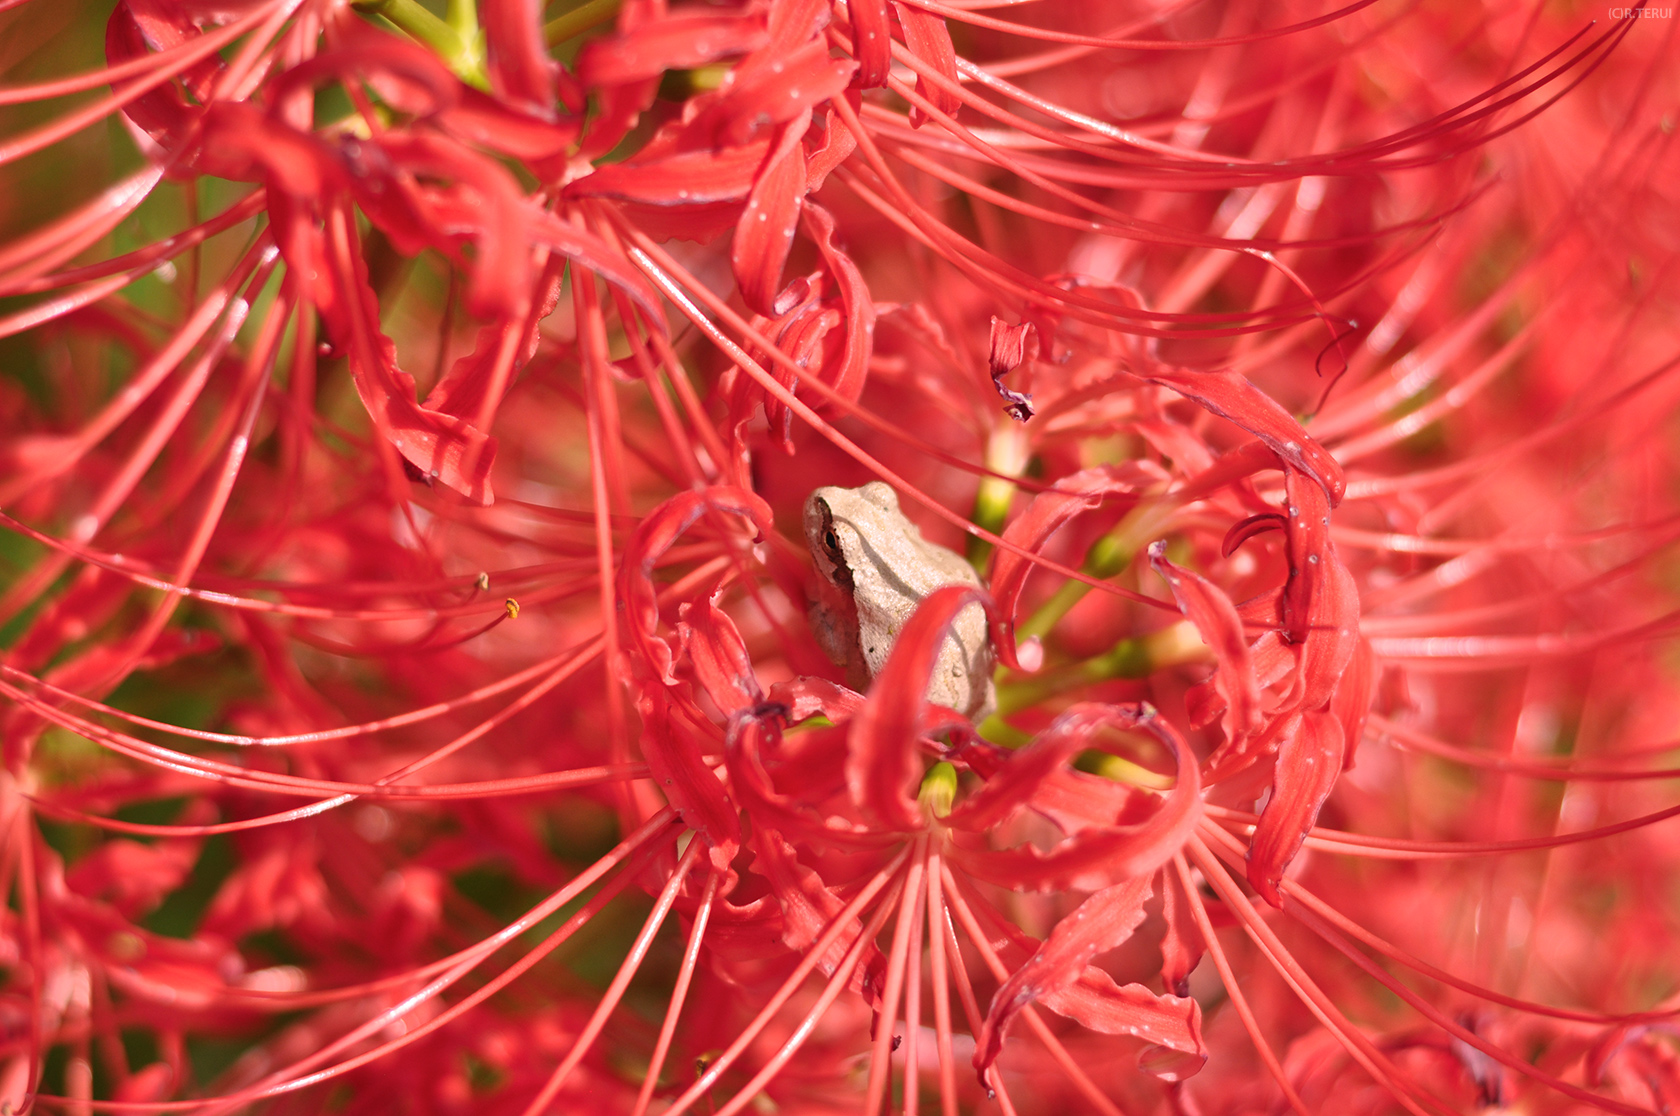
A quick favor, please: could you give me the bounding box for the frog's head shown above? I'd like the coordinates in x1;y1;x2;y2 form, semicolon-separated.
804;483;901;591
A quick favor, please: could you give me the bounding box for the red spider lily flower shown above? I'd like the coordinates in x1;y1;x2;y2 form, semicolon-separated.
2;0;1680;1113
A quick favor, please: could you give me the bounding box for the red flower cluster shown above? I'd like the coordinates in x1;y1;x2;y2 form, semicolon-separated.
1;0;1678;1113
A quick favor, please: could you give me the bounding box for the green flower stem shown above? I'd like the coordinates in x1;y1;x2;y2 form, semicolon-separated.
975;716;1032;747
918;761;959;819
993;619;1208;717
1016;496;1177;644
1083;754;1175;791
967;424;1030;571
353;0;488;89
447;0;478;40
546;0;622;46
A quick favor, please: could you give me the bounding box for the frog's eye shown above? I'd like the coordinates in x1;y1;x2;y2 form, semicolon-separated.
823;528;841;554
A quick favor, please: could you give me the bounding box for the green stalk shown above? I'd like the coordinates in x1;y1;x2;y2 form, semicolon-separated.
546;0;621;46
967;424;1029;571
918;762;958;819
1015;494;1177;644
993;619;1207;717
353;0;488;89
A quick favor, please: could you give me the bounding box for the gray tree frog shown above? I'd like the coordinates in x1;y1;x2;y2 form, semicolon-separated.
803;482;996;720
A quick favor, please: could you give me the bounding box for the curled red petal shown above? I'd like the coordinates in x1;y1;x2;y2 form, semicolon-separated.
105;2;202;147
847;584;991;830
616;487;775;684
1279;465;1330;644
893;2;959;125
121;0;223;99
1159;871;1204;995
805;101;859;191
847;0;892;87
635;688;742;871
1332;636;1376;769
947;703;1202;891
349;132;535;321
945;701;1145;831
1298;550;1361;711
766;0;831;50
351;363;497;503
987;316;1037;420
1139;365;1344;505
577;14;769;86
987;315;1039;373
732;113;809;316
482;0;556;118
989;464;1163;669
1043;975;1205;1081
1201;689;1299;785
765;676;866;724
802;202;876;409
268;26;458;120
752;280;833;443
726;712;869;843
437;87;578;169
755;830;876;976
423;271;562;422
566;138;771;206
975;875;1153;1071
678;598;764;715
321;208;498;503
1278;466;1360;710
1149;542;1261;737
1247;709;1344;906
528;212;667;331
1184;678;1225;730
577;76;659;160
698;39;856;148
195;102;342;207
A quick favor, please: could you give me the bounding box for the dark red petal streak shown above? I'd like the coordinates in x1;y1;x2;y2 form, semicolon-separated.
1221;512;1287;557
1159;872;1204;994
